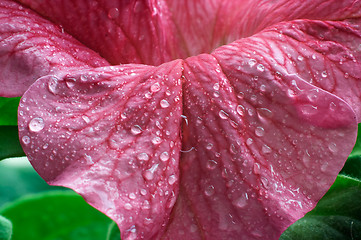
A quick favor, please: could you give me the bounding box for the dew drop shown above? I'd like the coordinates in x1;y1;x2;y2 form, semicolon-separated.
206;160;218;170
65;79;75;88
255;127;265;137
42;143;49;149
29;117;45;132
160;152;170;161
236;105;245;116
137;153;149;161
140;189;147;196
249;59;257;67
130;125;143;136
204;185;215;196
152;137;162;145
108;7;119;19
261;177;269;189
22;136;30;145
143;164;159;181
48;77;59;94
257;64;265;72
213;83;220;90
321;162;328;172
213;91;220;98
168;175;177;185
124;203;132;210
82;115;90;123
237;92;245;99
232;193;248;208
129;193;136;200
328;143;337;153
321;71;328;78
206;143;213;150
219;110;229;119
253;163;261;174
246;138;253;146
259;84;266;92
257;108;273;119
151;82;161;92
297;56;304;61
303;150;311;167
160;99;170;108
262;144;272;154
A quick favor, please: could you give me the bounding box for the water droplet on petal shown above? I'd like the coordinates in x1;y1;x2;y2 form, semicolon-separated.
160;152;170;161
262;144;272;154
29;117;45;132
152;137;162;145
129;193;136;200
249;59;257;67
108;7;119;19
22;136;30;145
213;83;220;90
257;108;273;119
206;160;218;170
321;71;328;78
261;177;269;189
131;125;142;135
257;64;265;72
82;115;90;123
219;110;229;119
236;105;245;116
48;76;59;94
168;175;177;185
255;127;265;137
233;193;248;208
151;82;161;92
246;138;253;145
259;84;266;92
143;164;159;181
204;185;215;196
160;99;170;108
328;143;337;153
124;203;132;210
253;163;261;174
137;153;149;161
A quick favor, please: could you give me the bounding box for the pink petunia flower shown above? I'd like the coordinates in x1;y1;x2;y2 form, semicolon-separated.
1;0;361;239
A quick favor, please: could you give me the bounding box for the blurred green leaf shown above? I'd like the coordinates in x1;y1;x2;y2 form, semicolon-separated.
280;175;361;239
106;222;120;240
0;191;113;240
0;97;20;126
0;215;12;240
0;159;64;206
349;123;361;158
0;126;25;161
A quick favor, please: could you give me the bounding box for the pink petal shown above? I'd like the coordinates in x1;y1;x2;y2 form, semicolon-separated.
0;0;109;97
18;60;183;239
17;0;179;65
161;53;357;239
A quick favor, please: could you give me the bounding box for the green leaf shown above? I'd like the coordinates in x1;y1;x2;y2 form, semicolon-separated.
0;215;12;240
106;222;121;240
349;123;361;158
280;175;361;240
0;126;25;161
0;191;113;240
0;158;64;206
0;97;20;126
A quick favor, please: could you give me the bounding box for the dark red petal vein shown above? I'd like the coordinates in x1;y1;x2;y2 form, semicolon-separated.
18;61;183;239
0;0;109;97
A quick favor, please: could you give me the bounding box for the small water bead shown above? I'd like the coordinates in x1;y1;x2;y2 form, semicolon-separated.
204;185;215;196
108;7;119;19
248;59;257;67
140;189;147;196
232;193;248;208
137;153;149;161
237;92;245;99
82;115;90;123
206;160;218;170
42;143;49;149
206;143;213;150
257;108;273;119
262;145;272;154
48;76;59;94
219;110;229;119
131;125;142;135
246;138;253;145
160;152;170;161
213;83;220;90
253;163;261;174
168;175;177;185
259;84;266;92
29;117;45;132
321;71;328;78
151;82;161;92
22;136;30;145
160;99;170;108
124;203;133;210
328;143;337;153
213;91;220;98
255;127;265;137
129;193;136;200
236;105;245;116
143;164;159;181
257;64;265;72
152;137;162;145
261;177;270;189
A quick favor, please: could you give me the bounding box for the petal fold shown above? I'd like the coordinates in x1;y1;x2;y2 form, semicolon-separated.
0;0;108;97
18;60;183;239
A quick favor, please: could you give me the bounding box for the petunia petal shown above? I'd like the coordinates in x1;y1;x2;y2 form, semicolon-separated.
17;0;179;65
0;0;109;97
18;60;183;239
161;52;357;238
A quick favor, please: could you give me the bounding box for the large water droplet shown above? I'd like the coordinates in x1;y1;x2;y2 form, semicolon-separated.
131;125;142;135
233;193;248;208
137;153;149;161
257;108;273;119
29;117;45;132
22;136;30;145
206;160;218;170
236;105;245;116
143;164;159;181
160;152;170;161
160;99;170;108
